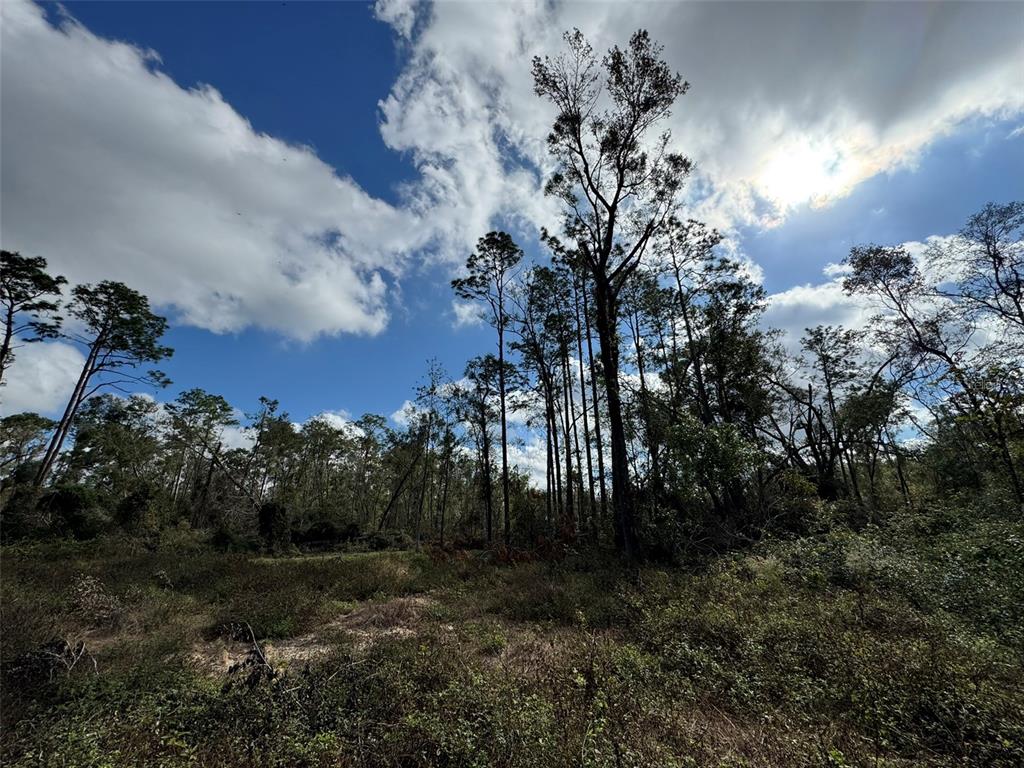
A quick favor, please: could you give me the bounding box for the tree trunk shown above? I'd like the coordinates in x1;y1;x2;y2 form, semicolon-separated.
592;277;636;556
35;339;102;487
581;276;609;523
560;348;576;540
632;308;662;493
438;438;452;545
0;305;15;386
497;324;511;545
480;406;494;543
549;390;563;525
573;275;597;535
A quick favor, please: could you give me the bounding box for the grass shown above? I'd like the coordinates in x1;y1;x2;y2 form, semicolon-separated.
2;505;1023;766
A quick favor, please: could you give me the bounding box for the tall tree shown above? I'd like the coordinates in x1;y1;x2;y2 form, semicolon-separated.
0;250;66;387
62;394;163;499
844;244;1023;503
452;232;523;546
413;360;449;545
0;412;56;479
512;265;573;533
532;30;692;556
929;201;1024;339
166;388;238;523
798;325;866;501
34;281;172;487
455;355;503;542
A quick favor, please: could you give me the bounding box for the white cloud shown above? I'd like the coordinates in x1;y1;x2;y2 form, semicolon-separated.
218;420;254;452
822;262;853;279
390;399;420;428
451;300;485;329
373;0;418;40
508;434;548;489
312;409;355;431
0;0;431;341
3;0;1020;355
764;279;872;354
761;233;968;354
375;0;1023;239
0;341;85;416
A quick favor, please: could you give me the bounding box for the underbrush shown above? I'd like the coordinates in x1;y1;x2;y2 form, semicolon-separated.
2;503;1022;766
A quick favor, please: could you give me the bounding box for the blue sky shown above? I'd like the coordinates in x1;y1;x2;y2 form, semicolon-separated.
1;0;1021;430
60;1;417;204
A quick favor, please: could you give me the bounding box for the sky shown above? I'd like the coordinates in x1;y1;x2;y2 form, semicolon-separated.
1;0;1022;439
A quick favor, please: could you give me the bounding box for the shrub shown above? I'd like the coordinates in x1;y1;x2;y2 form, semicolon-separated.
36;485;110;540
292;519;363;550
367;529;414;551
113;485;159;534
211;523;258;552
68;574;123;628
0;484;44;541
257;502;290;552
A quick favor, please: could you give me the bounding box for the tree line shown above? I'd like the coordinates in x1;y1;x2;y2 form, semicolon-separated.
2;29;1021;556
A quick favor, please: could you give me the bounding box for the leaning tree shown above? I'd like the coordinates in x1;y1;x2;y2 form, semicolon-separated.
34;281;172;487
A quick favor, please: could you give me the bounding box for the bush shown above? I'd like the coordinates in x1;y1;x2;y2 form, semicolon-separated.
0;485;44;541
68;574;123;628
36;485;110;540
211;523;259;552
292;519;363;550
257;502;290;552
113;485;159;534
763;470;821;536
0;588;58;665
366;529;414;551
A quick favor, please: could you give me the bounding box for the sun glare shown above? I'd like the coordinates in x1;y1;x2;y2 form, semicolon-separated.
757;139;853;211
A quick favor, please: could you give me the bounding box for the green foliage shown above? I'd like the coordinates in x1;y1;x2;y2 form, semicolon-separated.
35;485;111;540
2;501;1023;766
69;281;173;368
258;501;291;552
367;528;414;551
0;251;66;378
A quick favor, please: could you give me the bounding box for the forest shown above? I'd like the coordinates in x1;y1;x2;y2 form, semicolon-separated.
2;28;1023;768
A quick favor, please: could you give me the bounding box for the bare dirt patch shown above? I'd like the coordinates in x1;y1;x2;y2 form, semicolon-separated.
329;595;435;650
188;595;439;675
188;634;337;676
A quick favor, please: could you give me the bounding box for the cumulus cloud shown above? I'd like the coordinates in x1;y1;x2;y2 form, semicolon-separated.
4;0;1020;354
390;399;421;428
216;419;254;452
0;0;430;341
376;5;558;260
451;300;485;329
508;434;548;489
375;0;1023;238
761;234;967;354
310;409;356;431
0;341;85;416
764;278;871;354
373;0;420;40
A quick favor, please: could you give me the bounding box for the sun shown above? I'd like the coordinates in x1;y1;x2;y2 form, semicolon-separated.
757;139;853;211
